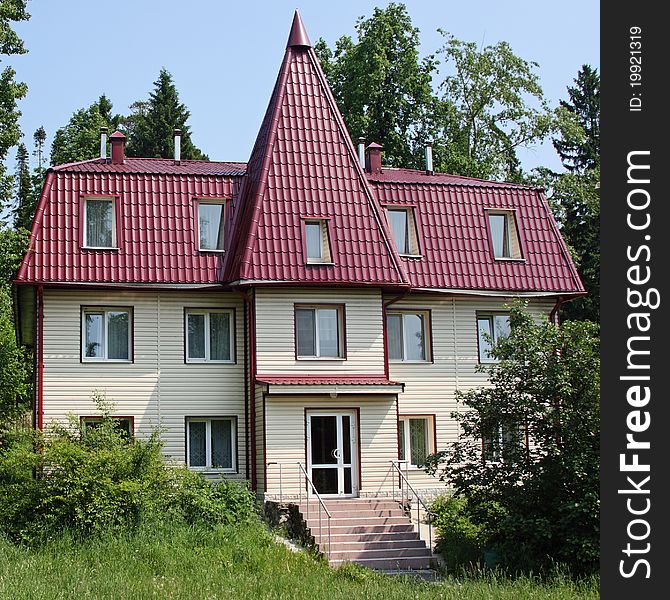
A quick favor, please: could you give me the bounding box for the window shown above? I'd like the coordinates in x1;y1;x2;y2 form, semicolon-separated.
186;417;236;472
304;220;332;263
295;305;344;358
477;313;510;363
387;208;419;256
186;309;234;363
482;421;524;462
487;211;522;259
399;416;434;467
82;307;131;361
84;197;115;248
81;416;133;439
198;200;225;251
387;311;430;362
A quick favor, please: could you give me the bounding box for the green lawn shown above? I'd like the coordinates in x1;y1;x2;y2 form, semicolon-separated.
0;522;598;600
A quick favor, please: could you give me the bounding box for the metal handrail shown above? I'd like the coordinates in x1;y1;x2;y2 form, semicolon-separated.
390;460;434;553
265;461;332;558
297;463;332;558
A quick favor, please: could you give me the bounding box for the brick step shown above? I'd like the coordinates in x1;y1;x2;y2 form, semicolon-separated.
317;509;406;518
312;524;414;535
325;539;427;552
324;531;421;543
297;501;404;511
306;516;409;527
329;556;433;570
328;547;431;561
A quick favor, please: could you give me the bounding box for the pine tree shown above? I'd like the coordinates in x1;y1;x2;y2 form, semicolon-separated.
552;65;600;173
12;143;34;230
126;69;208;160
33;126;47;170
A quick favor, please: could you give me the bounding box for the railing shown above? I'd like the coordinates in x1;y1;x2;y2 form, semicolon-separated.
390;460;434;553
266;461;332;558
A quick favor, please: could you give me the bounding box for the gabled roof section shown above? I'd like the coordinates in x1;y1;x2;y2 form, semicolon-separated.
224;12;408;288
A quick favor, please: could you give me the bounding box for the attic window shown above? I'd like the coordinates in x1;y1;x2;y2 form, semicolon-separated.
487;211;522;260
304;220;332;264
84;197;115;248
198;200;225;251
387;208;419;256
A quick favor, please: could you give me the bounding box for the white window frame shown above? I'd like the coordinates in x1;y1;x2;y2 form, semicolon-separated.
387;310;431;362
487;210;522;260
477;312;510;363
304;219;332;264
186;417;236;473
197;199;226;252
185;308;235;363
295;305;344;359
83;197;116;249
399;415;435;468
81;307;132;362
386;207;420;256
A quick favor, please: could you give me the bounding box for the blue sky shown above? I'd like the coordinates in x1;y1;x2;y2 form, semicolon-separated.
9;0;599;173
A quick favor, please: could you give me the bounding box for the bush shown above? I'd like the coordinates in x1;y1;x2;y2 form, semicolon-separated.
0;400;258;545
431;494;507;573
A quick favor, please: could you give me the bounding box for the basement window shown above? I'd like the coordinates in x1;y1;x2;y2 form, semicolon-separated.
487;211;522;259
186;417;236;472
387;207;420;256
399;416;435;467
304;220;332;264
81;416;134;439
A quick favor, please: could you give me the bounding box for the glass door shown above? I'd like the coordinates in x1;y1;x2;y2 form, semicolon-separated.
307;411;357;497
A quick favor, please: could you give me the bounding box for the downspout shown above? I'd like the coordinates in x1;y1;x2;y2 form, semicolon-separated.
248;289;258;491
36;285;44;430
549;296;564;325
242;299;250;481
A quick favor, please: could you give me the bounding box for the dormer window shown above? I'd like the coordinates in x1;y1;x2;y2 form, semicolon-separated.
198;200;225;251
304;219;332;264
84;197;115;248
387;207;419;256
487;211;522;260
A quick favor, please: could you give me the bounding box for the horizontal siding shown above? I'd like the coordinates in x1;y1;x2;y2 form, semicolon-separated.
263;395;398;499
42;288;247;481
387;295;553;490
255;288;385;375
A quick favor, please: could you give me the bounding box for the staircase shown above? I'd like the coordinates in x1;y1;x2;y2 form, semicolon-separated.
295;498;434;570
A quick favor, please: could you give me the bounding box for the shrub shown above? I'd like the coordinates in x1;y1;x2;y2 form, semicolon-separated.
0;397;258;545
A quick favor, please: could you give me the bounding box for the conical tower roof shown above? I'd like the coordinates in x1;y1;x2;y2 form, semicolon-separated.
224;11;408;287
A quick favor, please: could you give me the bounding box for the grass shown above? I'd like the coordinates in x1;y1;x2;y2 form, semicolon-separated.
0;521;599;600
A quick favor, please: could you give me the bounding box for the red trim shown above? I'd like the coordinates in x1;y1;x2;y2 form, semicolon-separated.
262;390;268;492
248;291;257;490
243;299;250;481
36;285;44;430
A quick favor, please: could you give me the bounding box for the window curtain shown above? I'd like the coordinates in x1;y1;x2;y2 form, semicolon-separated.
107;311;129;360
209;312;231;361
87;200;113;247
211;420;232;469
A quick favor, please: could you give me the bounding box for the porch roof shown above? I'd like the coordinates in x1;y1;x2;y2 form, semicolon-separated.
257;375;404;395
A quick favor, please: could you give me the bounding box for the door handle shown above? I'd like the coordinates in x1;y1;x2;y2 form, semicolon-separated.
331;448;341;459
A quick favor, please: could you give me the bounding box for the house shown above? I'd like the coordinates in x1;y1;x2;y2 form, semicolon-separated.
14;11;583;528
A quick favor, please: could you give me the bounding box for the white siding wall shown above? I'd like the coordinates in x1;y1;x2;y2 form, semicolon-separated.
263;394;398;499
387;294;554;492
41;288;247;481
255;288;385;375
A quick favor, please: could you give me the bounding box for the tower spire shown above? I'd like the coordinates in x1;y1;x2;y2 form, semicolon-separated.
287;9;311;48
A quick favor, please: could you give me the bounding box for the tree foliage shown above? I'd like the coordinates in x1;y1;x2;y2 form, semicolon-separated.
126;69;207;160
553;65;600;173
12;142;33;230
424;305;600;575
0;0;29;206
314;3;435;168
50;95;121;166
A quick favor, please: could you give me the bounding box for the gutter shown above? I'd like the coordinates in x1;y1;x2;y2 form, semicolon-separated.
549;296;565;325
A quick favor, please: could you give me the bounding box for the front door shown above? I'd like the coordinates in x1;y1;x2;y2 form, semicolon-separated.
306;411;358;497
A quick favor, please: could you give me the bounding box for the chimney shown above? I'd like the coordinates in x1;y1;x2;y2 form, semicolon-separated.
174;128;182;164
110;131;126;165
425;142;434;175
365;142;383;174
357;137;365;168
100;127;108;160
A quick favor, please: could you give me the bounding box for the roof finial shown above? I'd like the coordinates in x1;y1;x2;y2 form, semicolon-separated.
287;9;311;48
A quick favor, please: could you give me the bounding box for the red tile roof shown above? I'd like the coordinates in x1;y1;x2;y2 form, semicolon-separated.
256;375;401;386
371;180;583;293
223;13;408;288
15;12;583;297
